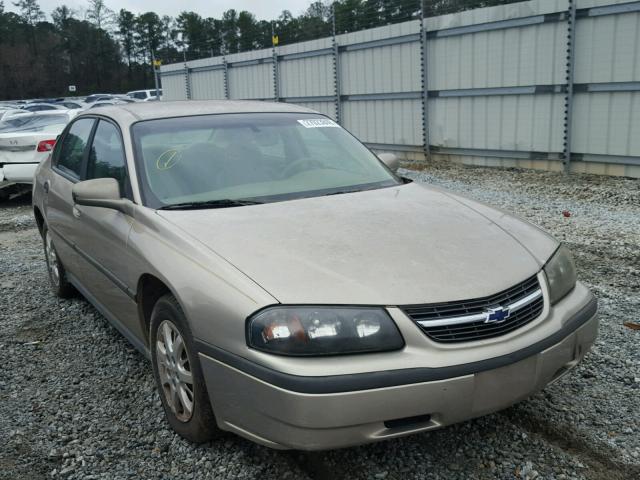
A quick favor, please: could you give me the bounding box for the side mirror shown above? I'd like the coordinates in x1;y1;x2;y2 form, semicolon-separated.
377;152;400;173
72;178;134;216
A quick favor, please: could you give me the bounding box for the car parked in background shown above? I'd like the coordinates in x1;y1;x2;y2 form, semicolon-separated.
1;111;76;192
84;94;137;105
20;103;69;112
126;89;162;101
87;100;131;109
0;102;21;110
84;94;114;104
31;101;598;450
0;108;26;121
56;101;84;110
112;95;137;103
27;98;64;104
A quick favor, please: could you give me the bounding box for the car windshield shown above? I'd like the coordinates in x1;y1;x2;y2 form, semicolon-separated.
0;113;69;133
132;113;401;208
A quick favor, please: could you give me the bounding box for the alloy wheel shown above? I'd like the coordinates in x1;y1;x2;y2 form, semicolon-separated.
156;320;194;422
45;231;60;287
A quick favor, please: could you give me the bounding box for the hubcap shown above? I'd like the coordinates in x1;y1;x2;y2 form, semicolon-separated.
156;320;194;422
45;231;60;287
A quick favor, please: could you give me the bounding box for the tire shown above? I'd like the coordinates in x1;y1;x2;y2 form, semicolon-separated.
150;294;220;443
42;225;75;298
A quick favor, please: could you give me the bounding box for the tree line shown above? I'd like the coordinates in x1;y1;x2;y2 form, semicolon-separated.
0;0;520;100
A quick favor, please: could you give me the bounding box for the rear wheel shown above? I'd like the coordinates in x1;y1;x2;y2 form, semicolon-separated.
42;226;75;298
150;294;220;443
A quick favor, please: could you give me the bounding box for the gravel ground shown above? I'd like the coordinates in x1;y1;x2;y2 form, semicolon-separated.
1;162;638;480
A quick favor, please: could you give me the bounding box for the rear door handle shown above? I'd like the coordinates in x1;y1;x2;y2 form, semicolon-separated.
43;181;50;193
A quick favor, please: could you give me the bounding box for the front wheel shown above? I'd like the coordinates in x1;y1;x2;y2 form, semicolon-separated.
42;226;75;298
150;294;220;443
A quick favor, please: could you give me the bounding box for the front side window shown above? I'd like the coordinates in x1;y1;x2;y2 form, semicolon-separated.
86;120;127;192
132;113;400;208
56;118;95;179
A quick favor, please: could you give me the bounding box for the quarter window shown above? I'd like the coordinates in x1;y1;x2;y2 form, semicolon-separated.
56;118;95;178
86;120;127;192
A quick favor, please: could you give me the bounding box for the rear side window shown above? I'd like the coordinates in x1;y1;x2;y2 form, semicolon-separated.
86;120;127;192
56;118;95;178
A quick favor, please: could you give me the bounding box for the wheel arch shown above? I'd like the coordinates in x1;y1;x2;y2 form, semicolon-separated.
136;273;178;346
33;206;45;237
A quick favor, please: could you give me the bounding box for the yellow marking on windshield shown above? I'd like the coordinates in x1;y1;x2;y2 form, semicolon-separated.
156;149;180;170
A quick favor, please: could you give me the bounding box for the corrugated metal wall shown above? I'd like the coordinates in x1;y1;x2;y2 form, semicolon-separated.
160;0;640;177
572;6;640;161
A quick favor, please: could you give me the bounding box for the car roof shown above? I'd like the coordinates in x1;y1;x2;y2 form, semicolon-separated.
76;100;319;125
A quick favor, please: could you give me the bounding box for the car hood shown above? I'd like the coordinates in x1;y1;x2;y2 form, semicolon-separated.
158;182;558;305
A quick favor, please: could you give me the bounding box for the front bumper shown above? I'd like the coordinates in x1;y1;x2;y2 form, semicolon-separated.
198;289;598;450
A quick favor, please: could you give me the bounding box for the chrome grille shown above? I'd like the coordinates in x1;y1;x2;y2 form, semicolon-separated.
401;275;544;343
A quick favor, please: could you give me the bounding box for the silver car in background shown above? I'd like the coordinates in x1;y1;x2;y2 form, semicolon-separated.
32;101;598;450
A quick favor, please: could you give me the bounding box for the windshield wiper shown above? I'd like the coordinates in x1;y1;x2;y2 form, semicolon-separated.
323;187;373;196
323;190;359;196
158;198;263;210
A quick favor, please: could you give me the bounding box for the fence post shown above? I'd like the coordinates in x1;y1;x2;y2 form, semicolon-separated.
272;50;280;102
184;64;191;100
419;0;430;159
563;0;577;173
331;5;342;124
223;57;230;100
272;23;280;101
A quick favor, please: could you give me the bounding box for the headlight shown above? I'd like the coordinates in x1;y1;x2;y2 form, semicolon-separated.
544;245;577;304
247;306;404;356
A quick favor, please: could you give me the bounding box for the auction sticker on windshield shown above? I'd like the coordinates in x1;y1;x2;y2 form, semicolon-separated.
297;119;340;128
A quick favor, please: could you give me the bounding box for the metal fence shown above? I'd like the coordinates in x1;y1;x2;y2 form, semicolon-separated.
160;0;640;178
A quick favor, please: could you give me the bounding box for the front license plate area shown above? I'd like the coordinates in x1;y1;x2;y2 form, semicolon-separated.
472;355;538;413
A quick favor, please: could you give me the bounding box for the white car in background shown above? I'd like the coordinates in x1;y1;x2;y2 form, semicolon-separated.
20;103;69;112
87;99;132;110
0;108;26;121
126;89;162;101
0;111;76;194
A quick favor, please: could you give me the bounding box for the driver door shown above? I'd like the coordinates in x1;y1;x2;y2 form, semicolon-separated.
72;119;145;343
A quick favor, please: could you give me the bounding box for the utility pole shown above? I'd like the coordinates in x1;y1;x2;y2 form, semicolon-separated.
150;47;161;99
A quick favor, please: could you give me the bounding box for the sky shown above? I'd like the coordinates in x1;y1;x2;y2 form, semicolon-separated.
5;0;313;21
